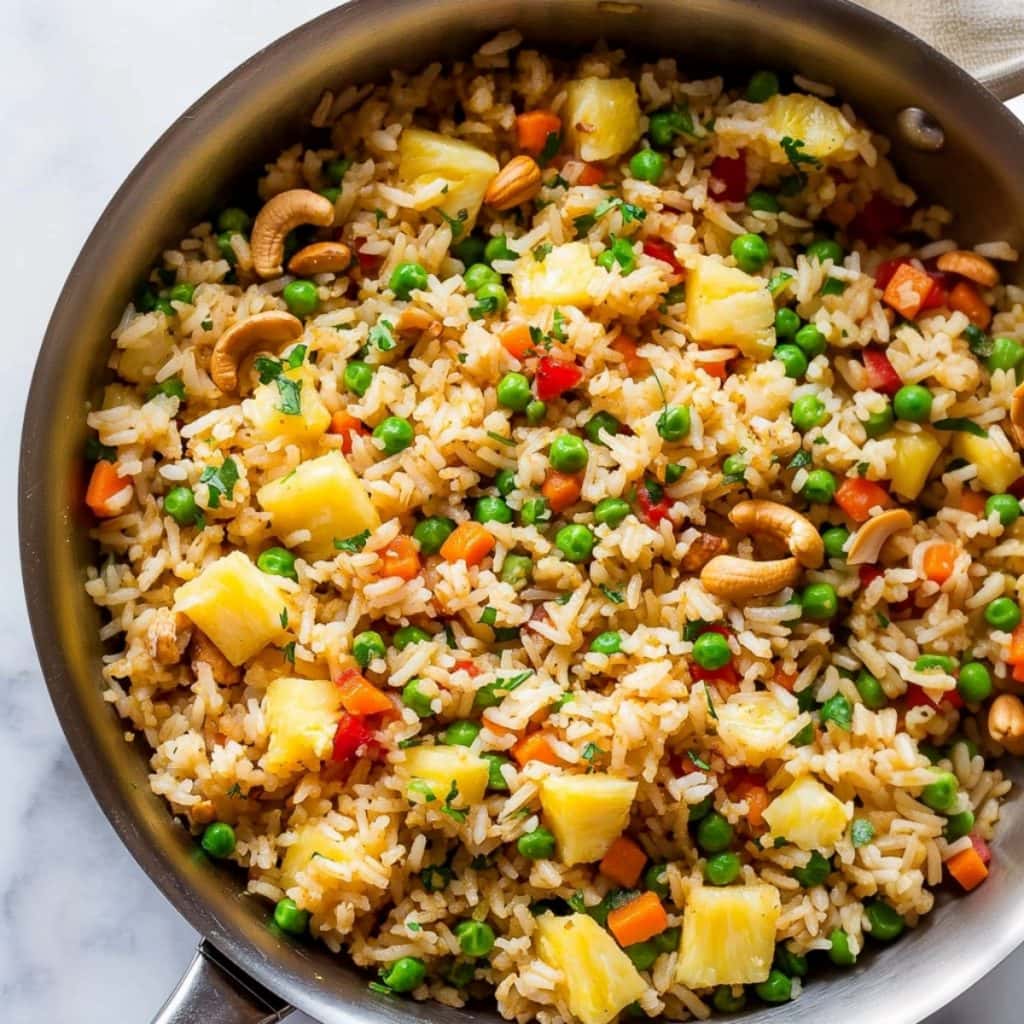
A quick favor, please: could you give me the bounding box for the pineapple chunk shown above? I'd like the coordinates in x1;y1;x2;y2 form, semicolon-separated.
263;676;342;776
954;430;1022;494
762;776;850;852
256;451;380;560
243;367;331;445
173;551;287;665
402;746;490;808
715;692;799;767
686;255;775;359
280;822;350;889
398;128;499;230
565;78;643;162
537;914;647;1024
512;242;598;311
538;773;637;865
889;431;944;500
763;94;855;163
676;885;780;988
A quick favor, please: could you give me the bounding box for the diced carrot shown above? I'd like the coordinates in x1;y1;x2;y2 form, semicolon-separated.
511;731;562;767
576;162;606;186
946;846;989;891
881;262;935;320
731;778;770;828
948;280;992;330
773;665;797;691
86;460;131;518
500;322;536;361
835;477;892;523
610;335;648;377
599;836;648;888
380;535;421;580
922;542;958;584
336;668;394;716
541;470;583;513
453;659;480;677
329;410;368;454
515;110;562;155
607;891;668;947
702;360;729;381
960;490;988;516
440;521;495;566
1007;623;1024;665
1013;661;1024;684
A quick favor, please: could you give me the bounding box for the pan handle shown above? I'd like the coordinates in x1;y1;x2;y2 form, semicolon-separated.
980;66;1024;104
152;940;293;1024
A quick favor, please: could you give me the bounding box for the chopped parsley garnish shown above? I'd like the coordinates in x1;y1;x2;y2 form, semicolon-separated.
787;449;812;470
581;742;603;764
547;173;569;190
146;377;186;401
599;584;624;604
334;530;370;552
473;671;532;709
687;750;711;771
532;242;553;262
479;607;498;627
369;319;395;351
438;207;469;239
440;780;467;822
876;611;891;627
550;308;567;342
85;436;116;463
573;196;646;238
408;778;437;802
538;131;561;167
405;919;422;933
767;269;795;296
683;620;710;642
469;295;499;320
226;782;243;798
963;324;994;358
374;208;386;225
934;417;988;438
279;607;289;628
275;375;302;415
280;641;296;666
199;457;239;509
779;135;822;189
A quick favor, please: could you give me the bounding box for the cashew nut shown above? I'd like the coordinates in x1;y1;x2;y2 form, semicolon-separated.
288;240;352;276
846;508;914;566
210;311;304;393
728;500;824;569
988;693;1024;755
700;555;801;600
935;249;999;288
1010;382;1024;449
146;608;192;665
681;532;729;572
251;189;335;278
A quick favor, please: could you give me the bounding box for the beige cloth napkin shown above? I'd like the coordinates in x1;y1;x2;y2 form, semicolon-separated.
854;0;1024;98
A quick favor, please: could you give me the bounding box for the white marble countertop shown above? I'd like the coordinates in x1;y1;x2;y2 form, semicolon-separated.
2;2;1023;1020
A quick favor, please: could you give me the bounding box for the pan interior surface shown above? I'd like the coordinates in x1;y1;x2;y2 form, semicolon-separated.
19;1;1024;1022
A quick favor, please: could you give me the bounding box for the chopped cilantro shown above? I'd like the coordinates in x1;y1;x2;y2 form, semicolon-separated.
581;742;603;763
687;750;711;771
85;436;116;463
538;131;561;167
275;375;302;415
876;611;891;627
334;530;370;552
226;782;243;798
787;449;812;470
408;778;437;802
704;682;719;720
469;296;499;320
280;641;296;666
767;269;795;296
405;919;422;933
573;196;646;238
374;208;386;225
439;207;469;239
479;607;498;627
279;607;289;628
369;319;395;351
486;431;515;447
440;780;467;822
532;242;553;262
856;461;870;477
146;377;186;401
199;457;239;509
599;584;624;604
550;308;567;341
779;135;822;189
934;417;988;438
286;344;307;369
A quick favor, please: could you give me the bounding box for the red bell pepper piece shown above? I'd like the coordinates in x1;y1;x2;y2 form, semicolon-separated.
690;662;740;686
851;194;909;246
331;713;373;762
859;565;883;587
642;238;683;274
970;834;992;865
355;246;383;274
637;483;671;526
709;153;747;203
905;684;964;711
534;357;583;400
862;346;902;395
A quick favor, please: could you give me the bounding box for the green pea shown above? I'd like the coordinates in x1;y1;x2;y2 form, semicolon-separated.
806;239;844;265
324;157;352;184
822;526;850;560
413;516;455;555
273;898;310;936
893;384;933;423
958;661;993;702
463;262;501;293
453;234;487;266
389;262;429;300
217;207;251;234
665;463;684;484
653;925;681;955
147;377;186;402
748;189;781;213
520;497;551;527
986;493;1021;526
791;850;831;887
754;969;792;1004
712;986;747;1013
526;400;547;425
731;233;771;274
657;406;691;442
381;956;426;993
774;343;808;379
394;626;431;650
257;546;297;581
200;821;236;858
168;282;196;305
444;720;482;747
915;653;956;675
594;497;631;528
623;941;659;971
863;403;895;438
644;863;669;898
590;631;622;655
919;742;944;765
475;281;509;312
864;900;904;941
986;336;1024;373
549;434;589;473
500;553;533;588
496;371;532;412
704;851;741;885
343;360;374;396
688;795;713;822
517;826;556;859
154;298;176;318
692;631;732;669
353;630;386;668
820;276;847;296
401;679;434;718
282;279;319;317
944;809;975;842
373;416;414;454
801;582;838;620
773;945;808;978
921;770;958;812
319;187;341;204
722;453;747;480
483;752;512;791
216;231;239;265
455;919;495;957
629;148;666;182
648;108;687;149
856;669;888;709
446;960;476;988
555;524;596;563
790;721;815;747
794;323;827;358
484;235;517;263
696;811;733;853
792;394;827;431
802;468;837;504
586;411;621;445
985;597;1021;631
828;928;856;966
474;496;513;525
746;70;780;102
164;486;198;526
